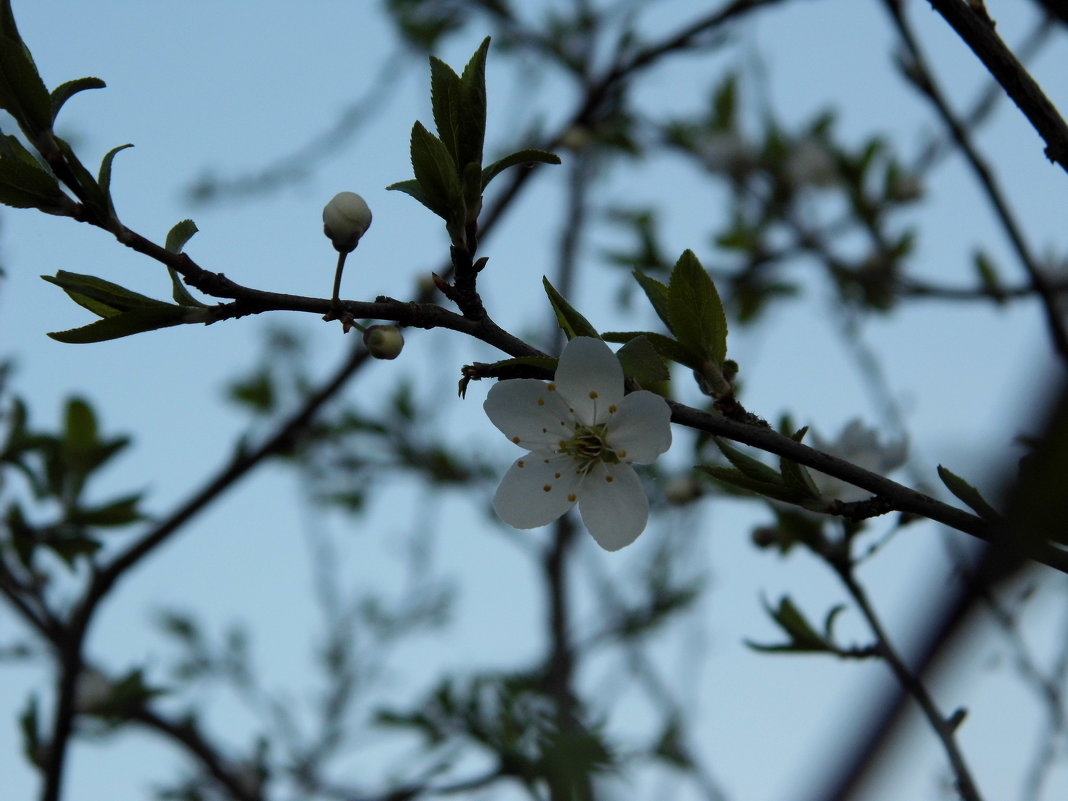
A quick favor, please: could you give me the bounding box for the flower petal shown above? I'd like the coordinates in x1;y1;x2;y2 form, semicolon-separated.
605;390;672;464
577;462;649;551
484;378;575;450
492;452;582;529
553;337;624;424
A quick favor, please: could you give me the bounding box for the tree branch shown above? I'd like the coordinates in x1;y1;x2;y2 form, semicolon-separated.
925;0;1068;174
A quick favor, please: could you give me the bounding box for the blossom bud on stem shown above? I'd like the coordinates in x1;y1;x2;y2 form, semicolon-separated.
363;325;404;359
323;192;372;308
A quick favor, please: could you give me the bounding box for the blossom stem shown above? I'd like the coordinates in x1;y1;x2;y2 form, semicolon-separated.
330;251;348;310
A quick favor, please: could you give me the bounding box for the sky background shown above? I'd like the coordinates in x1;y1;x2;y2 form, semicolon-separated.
2;1;1068;799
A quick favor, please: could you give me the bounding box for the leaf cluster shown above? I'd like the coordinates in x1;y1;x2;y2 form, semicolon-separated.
1;393;145;568
388;37;559;247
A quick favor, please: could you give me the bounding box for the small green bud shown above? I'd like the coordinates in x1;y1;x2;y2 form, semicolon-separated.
363;325;404;359
323;191;372;252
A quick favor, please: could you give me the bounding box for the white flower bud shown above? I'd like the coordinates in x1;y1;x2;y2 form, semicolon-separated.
323;191;372;253
363;325;404;359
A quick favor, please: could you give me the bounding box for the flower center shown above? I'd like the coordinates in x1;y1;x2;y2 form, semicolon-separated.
560;423;619;471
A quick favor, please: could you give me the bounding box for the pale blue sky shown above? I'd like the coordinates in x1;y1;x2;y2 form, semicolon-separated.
3;2;1068;800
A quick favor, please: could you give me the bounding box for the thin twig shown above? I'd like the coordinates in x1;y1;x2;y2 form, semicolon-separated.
831;555;985;801
883;0;1068;366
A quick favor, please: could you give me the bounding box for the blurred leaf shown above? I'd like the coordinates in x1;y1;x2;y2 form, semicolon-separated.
747;596;833;653
973;250;1005;304
6;503;36;567
49;76;105;122
542;277;599;339
698;464;801;505
667;250;728;364
19;694;39;766
71;493;144;527
154;610;202;645
714;438;782;485
46;534;102;567
710;73;737;131
228;369;275;414
778;427;821;499
937;465;1000;522
652;717;692;769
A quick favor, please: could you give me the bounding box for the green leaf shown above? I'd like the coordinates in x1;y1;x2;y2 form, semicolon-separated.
408;121;464;224
602;330;698;370
0;30;52;136
632;269;674;334
615;335;669;385
50;76;105;122
42;271;168;316
164;219;198;254
542;277;599;340
937;465;1001;521
0;0;18;40
457;37;490;171
167;268;205;307
55;137;108;215
97;143;133;217
429;54;463;167
162;220;206;307
47;305;189;344
480;148;561;190
667;249;728;364
0;154;69;211
0;132;41;167
385;177;438;211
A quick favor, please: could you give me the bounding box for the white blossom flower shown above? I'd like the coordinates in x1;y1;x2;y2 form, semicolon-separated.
809;419;908;502
484;337;672;551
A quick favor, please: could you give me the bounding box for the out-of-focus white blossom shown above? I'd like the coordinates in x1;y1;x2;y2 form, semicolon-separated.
785;138;838;188
809;419;907;502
